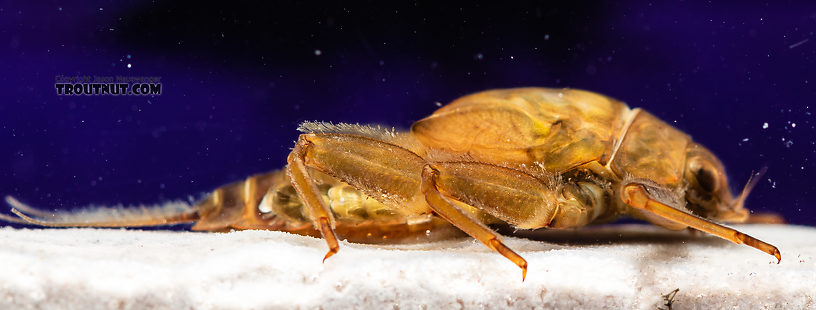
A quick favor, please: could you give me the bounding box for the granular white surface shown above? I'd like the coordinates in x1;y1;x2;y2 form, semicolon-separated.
0;224;813;309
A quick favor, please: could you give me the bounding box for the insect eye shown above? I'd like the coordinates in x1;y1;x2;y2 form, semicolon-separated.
694;166;719;193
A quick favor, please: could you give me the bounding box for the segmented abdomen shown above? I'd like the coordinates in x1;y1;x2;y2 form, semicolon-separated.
192;169;461;243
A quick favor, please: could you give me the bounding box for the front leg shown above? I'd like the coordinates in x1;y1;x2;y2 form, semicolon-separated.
621;183;781;262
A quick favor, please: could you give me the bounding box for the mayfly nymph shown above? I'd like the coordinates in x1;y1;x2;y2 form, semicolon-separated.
1;87;780;280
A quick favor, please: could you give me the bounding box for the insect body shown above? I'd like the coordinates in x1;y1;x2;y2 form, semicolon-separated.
1;88;780;280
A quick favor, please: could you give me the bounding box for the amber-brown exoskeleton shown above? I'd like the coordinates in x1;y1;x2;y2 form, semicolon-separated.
0;87;781;280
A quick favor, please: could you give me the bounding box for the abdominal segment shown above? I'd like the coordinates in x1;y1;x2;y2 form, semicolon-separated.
193;169;461;243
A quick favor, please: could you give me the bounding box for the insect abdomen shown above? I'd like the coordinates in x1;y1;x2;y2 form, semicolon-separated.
192;169;460;243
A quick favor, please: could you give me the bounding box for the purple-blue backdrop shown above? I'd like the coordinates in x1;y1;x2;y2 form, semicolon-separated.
1;2;814;226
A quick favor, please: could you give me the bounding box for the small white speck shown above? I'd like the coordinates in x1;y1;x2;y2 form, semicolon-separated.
99;7;103;11
127;63;131;68
475;53;484;60
742;138;749;142
788;38;809;49
544;34;550;40
762;122;768;129
510;55;514;60
314;49;322;56
792;122;796;128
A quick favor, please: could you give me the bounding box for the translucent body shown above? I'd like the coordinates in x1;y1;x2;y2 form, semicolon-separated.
2;87;780;280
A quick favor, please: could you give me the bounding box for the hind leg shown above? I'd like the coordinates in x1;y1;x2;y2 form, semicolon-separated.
284;133;429;261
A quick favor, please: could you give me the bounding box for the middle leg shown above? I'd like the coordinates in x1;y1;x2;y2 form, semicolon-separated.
419;162;608;280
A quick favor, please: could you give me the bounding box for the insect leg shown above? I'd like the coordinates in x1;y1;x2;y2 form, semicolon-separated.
287;137;341;262
621;183;781;262
285;133;431;260
420;164;529;281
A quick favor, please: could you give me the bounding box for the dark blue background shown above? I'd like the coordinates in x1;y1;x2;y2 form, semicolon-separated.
1;2;814;225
